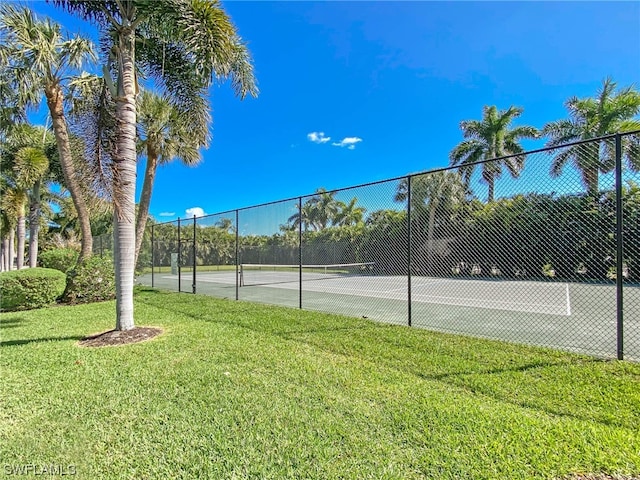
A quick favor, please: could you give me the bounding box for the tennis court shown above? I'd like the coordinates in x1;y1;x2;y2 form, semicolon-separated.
137;265;640;360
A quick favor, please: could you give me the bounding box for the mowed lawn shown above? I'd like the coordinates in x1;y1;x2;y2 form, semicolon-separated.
1;288;639;479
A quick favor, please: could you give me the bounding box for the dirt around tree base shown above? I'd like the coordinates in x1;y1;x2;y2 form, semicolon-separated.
78;327;163;347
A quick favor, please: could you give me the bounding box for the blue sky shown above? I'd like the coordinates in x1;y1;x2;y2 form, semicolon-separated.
26;1;640;222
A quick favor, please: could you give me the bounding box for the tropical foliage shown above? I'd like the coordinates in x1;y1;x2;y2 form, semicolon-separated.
449;105;539;202
543;78;640;196
1;1;640;319
0;4;96;260
395;171;468;267
0;267;66;311
285;188;367;232
147;173;640;284
134;89;211;265
52;0;258;330
0;124;59;269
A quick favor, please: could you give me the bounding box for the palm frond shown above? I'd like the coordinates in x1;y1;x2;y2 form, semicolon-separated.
59;35;96;71
449;139;484;166
14;146;49;188
509;125;539;140
550;148;574;178
542;119;580;147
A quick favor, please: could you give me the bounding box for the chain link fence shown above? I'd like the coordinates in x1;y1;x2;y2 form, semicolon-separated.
141;132;640;360
92;232;113;258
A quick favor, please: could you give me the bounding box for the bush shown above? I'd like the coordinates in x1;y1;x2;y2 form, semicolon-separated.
39;248;79;273
64;255;116;304
0;268;66;311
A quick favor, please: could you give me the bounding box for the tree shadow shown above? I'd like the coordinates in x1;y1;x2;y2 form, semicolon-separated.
136;294;631;429
0;335;85;348
0;316;28;329
134;286;162;294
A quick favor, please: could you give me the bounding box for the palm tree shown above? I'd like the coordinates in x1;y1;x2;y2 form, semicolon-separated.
53;0;257;331
543;78;640;196
0;187;21;271
2;124;57;268
0;68;35;137
395;171;467;266
287;202;315;232
0;209;11;271
0;5;96;260
449;105;538;202
1;126;52;269
307;188;340;230
134;90;211;265
335;198;366;227
215;218;234;233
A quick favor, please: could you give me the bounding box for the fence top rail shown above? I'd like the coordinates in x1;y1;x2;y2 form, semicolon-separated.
151;129;640;227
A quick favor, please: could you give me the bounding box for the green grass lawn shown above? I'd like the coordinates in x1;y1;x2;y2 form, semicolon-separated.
1;288;639;479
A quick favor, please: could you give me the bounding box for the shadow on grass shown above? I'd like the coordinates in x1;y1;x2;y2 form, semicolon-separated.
136;293;630;429
0;316;28;329
1;335;85;348
134;286;163;294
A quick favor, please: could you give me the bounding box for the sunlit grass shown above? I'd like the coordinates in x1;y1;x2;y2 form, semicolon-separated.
1;287;639;479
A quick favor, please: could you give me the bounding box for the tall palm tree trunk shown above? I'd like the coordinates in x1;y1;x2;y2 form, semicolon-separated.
134;152;158;267
8;228;15;270
1;237;8;271
487;178;495;203
28;180;41;268
44;83;93;261
16;211;25;269
585;167;599;198
113;28;138;331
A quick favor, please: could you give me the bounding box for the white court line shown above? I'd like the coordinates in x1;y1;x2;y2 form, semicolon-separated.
161;274;571;316
309;285;566;310
269;282;568;315
411;291;566;311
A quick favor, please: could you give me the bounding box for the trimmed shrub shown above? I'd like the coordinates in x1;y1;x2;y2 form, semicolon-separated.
64;256;115;304
0;268;66;311
39;248;79;273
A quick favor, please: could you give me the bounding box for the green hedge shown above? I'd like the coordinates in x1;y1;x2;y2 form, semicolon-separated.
64;256;115;304
0;268;66;311
39;248;79;273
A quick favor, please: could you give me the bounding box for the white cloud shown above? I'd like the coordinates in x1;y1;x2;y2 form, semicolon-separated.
307;131;331;144
185;207;206;218
159;212;175;217
332;137;363;149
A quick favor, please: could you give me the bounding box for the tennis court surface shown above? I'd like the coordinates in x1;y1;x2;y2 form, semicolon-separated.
138;265;639;361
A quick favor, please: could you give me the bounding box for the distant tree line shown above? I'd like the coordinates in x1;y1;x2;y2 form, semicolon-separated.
147;177;640;282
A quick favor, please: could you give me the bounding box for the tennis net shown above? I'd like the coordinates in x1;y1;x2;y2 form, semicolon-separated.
239;262;375;287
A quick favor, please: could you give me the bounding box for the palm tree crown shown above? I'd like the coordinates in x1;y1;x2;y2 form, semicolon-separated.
542;78;640;196
449;105;538;202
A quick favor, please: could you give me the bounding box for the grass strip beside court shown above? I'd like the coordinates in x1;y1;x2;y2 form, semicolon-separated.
1;288;639;479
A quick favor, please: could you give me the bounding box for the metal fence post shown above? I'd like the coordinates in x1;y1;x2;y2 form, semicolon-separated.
151;224;155;288
615;133;624;360
235;209;239;301
299;197;303;309
177;217;181;293
192;215;197;294
407;176;412;327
